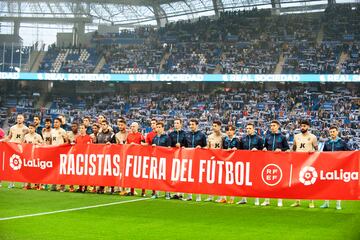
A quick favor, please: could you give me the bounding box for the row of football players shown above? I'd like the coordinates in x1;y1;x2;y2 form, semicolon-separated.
1;114;350;209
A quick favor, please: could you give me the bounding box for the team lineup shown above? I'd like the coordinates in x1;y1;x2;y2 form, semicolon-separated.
0;113;351;210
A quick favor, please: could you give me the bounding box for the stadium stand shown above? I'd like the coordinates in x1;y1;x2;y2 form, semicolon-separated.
1;83;359;150
9;5;352;74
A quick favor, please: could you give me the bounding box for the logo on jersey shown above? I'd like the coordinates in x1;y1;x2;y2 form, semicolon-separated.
299;166;318;186
10;154;22;170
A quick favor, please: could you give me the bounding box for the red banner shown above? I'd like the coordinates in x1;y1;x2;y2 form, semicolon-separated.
0;142;359;200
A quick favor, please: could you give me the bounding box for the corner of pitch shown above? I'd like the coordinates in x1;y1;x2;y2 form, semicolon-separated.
198;157;252;186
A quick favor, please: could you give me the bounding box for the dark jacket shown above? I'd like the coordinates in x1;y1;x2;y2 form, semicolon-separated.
96;130;116;144
185;130;207;148
240;134;264;150
169;130;187;147
323;138;350;151
264;132;290;151
152;134;172;147
223;136;241;149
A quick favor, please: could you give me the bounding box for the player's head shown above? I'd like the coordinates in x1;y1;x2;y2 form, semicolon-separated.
98;114;106;124
117;118;127;131
189;119;199;132
225;125;236;138
156;121;165;135
44;118;52;129
83;116;91;127
71;122;79;133
150;119;157;131
92;123;100;134
33;115;41;126
28;123;35;134
130;122;139;133
174;118;183;131
329;126;339;139
79;124;86;135
58;114;66;125
53;118;62;128
270;120;280;134
300;120;310;134
16;114;24;124
212;120;221;133
246;122;255;135
101;120;109;132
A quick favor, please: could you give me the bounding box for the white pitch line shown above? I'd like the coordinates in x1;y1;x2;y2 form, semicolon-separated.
0;197;150;221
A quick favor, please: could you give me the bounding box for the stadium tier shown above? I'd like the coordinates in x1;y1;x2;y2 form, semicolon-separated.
1;5;359;75
0;82;359;150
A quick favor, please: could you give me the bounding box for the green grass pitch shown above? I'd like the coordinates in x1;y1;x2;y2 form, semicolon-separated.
0;182;359;240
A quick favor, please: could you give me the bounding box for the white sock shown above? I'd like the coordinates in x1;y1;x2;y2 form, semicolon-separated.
324;200;330;205
336;200;341;207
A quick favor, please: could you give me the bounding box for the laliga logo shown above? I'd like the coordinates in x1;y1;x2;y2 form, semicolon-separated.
299;166;318;186
10;154;22;171
299;166;358;185
9;154;53;170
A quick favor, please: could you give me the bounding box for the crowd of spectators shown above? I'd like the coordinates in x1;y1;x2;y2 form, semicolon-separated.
1;84;358;150
26;4;359;75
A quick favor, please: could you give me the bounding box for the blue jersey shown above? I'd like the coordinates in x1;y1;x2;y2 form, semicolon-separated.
61;124;71;131
264;132;290;151
222;136;240;149
169;130;187;147
323;138;350;151
152;134;172;147
35;125;43;137
240;134;264;150
185;130;207;148
86;126;93;135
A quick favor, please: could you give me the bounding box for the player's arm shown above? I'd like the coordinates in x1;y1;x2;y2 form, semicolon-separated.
235;138;241;150
24;135;29;144
62;131;69;144
292;137;297;151
263;136;268;151
282;136;290;152
166;135;172;147
312;136;318;151
256;136;264;151
37;135;43;145
110;133;116;144
196;135;206;148
115;135;120;144
6;128;13;142
151;137;156;147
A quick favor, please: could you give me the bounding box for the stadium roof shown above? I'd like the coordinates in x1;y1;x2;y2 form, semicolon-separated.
1;0;357;27
0;0;357;46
